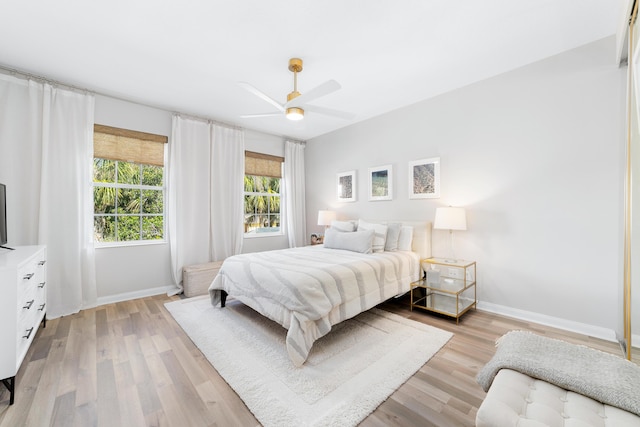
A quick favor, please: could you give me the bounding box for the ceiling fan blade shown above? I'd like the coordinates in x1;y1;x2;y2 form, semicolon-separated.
238;82;285;112
240;112;283;119
285;79;341;107
303;104;355;120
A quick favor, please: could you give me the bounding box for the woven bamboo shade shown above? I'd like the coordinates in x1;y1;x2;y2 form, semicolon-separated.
94;124;168;166
245;151;284;178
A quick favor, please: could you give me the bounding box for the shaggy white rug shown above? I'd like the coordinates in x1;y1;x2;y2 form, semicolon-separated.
165;296;453;427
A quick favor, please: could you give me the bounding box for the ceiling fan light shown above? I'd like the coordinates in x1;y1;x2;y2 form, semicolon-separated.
286;107;304;121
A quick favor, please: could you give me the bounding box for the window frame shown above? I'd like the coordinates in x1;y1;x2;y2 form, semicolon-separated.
92;125;167;247
243;152;284;238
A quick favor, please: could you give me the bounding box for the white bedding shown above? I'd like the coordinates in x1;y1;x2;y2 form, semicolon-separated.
209;245;420;366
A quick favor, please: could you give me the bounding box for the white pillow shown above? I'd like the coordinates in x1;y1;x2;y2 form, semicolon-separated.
397;225;414;251
323;228;374;254
384;223;402;251
330;220;356;232
357;219;388;253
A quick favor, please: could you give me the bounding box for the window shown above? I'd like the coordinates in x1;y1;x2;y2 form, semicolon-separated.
93;124;168;245
244;151;283;236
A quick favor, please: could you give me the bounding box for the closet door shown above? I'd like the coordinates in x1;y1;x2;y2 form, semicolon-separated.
626;0;639;362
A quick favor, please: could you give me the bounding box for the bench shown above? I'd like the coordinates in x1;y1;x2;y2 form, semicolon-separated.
182;260;224;297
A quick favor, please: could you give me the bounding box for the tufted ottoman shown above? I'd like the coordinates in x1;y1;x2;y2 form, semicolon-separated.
476;369;640;427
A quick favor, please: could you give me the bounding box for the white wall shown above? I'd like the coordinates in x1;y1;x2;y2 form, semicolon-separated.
305;36;626;339
94;96;288;302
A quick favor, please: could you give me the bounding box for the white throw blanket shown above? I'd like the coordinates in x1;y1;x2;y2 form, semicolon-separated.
209;246;419;366
476;330;640;417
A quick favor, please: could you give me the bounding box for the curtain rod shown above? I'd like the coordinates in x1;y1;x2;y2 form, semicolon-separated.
0;64;94;95
0;64;307;143
173;112;305;143
172;112;244;132
0;63;306;143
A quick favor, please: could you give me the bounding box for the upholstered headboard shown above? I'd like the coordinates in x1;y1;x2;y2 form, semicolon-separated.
361;220;432;260
402;221;432;260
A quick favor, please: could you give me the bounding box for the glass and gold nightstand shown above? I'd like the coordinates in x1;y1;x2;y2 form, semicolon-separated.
410;257;476;323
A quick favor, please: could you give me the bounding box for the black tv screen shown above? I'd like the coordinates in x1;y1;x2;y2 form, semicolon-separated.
0;183;6;246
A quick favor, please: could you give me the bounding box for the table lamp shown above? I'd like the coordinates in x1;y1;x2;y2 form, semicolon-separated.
317;210;336;233
433;207;467;262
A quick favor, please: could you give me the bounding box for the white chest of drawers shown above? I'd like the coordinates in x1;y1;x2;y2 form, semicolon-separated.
0;245;47;405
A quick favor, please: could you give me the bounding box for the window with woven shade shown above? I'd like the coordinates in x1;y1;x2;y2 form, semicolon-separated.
244;151;284;236
92;124;168;245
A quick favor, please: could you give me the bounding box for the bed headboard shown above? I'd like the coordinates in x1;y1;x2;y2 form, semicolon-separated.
403;221;432;260
362;220;432;260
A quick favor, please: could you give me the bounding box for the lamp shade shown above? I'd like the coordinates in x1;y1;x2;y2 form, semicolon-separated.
317;210;337;226
433;207;467;231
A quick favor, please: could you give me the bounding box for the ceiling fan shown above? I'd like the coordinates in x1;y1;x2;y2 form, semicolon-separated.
239;58;355;121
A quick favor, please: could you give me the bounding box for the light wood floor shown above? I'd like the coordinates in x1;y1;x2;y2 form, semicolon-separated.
0;294;631;427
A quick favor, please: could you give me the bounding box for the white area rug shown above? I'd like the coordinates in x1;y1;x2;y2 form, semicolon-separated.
165;296;453;427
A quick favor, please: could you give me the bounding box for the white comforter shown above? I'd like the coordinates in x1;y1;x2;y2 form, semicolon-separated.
209;245;419;366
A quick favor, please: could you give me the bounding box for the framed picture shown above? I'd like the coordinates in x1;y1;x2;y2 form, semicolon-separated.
368;164;393;201
336;170;356;202
409;157;440;199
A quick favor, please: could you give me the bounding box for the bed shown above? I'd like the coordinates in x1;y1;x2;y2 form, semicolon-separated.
209;220;431;367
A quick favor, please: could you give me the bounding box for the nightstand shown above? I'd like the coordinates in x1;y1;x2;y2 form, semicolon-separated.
410;257;476;323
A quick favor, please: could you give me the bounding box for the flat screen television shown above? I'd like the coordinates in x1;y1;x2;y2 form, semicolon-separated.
0;183;7;247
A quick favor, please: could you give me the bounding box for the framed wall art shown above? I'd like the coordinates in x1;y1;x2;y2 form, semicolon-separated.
409;157;440;199
368;164;393;201
336;170;356;202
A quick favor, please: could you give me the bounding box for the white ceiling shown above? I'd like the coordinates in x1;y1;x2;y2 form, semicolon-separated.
0;1;624;140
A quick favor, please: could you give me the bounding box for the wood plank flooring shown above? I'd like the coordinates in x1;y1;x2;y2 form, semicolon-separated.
0;294;631;427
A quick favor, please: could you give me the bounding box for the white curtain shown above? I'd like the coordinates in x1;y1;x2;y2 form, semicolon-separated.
210;124;244;260
0;77;42;244
168;115;244;290
168;116;213;289
284;140;307;247
0;73;96;318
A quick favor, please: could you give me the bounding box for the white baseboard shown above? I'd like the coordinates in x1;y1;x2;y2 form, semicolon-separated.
477;301;618;343
84;290;640;351
95;285;179;307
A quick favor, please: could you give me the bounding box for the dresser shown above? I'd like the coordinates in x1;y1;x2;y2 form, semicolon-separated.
0;246;47;405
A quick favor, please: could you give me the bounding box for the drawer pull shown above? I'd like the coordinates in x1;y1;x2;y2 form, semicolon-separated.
38;260;46;266
23;327;34;339
23;273;34;280
38;282;46;288
23;300;34;310
38;303;46;311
